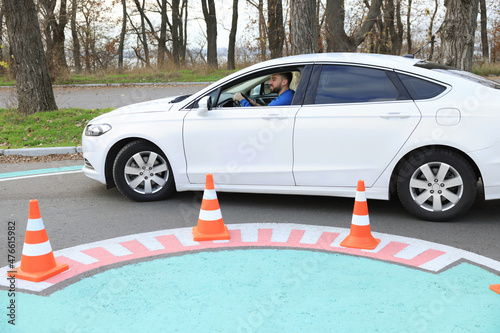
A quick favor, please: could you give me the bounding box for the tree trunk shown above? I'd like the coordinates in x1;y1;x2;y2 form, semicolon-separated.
228;0;238;69
201;0;218;69
406;0;412;53
4;0;58;114
40;0;56;78
0;7;5;75
268;0;284;58
133;0;151;68
394;0;403;55
158;0;167;68
290;0;317;55
438;0;479;71
247;1;267;61
171;0;183;67
317;0;326;53
178;0;187;65
71;0;81;74
53;0;69;72
40;0;69;78
326;0;383;52
479;0;489;63
118;0;127;73
428;0;438;60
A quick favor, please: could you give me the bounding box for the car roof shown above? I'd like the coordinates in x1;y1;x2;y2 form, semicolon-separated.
248;52;423;71
183;53;428;107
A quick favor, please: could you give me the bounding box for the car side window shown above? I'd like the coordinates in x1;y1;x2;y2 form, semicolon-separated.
397;73;447;100
314;65;399;104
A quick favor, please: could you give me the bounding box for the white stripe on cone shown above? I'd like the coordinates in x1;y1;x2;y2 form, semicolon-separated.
26;218;45;231
203;189;218;200
355;191;366;202
22;240;53;256
198;209;223;221
351;214;370;226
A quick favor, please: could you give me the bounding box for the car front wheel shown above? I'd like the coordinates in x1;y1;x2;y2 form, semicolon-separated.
396;149;477;222
113;140;174;201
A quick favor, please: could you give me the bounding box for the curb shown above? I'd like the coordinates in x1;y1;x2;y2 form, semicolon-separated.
0;146;82;157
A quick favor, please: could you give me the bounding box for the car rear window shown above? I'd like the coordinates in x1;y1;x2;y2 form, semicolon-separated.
397;73;447;100
314;65;399;104
415;61;500;90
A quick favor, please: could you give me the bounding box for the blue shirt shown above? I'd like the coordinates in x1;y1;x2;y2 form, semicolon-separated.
240;89;295;107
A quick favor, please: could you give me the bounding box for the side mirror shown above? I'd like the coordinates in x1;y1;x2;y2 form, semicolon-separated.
263;83;271;95
197;96;212;117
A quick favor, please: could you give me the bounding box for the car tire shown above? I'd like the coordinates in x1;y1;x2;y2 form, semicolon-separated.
113;140;175;201
396;148;477;222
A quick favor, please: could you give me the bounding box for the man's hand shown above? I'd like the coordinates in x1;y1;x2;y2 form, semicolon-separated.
234;93;261;106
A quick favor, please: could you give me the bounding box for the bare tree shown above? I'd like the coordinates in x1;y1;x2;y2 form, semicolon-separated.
428;0;438;61
71;0;82;73
317;0;327;53
438;0;479;71
268;0;284;58
171;0;188;67
39;0;69;78
479;0;489;63
407;0;412;53
118;0;127;72
377;0;402;54
228;0;238;69
290;0;317;55
394;0;403;54
4;0;57;114
157;0;168;68
0;4;5;75
201;0;217;68
132;0;151;67
247;0;267;61
326;0;383;52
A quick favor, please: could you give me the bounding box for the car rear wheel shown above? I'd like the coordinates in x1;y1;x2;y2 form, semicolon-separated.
396;149;477;222
113;140;174;201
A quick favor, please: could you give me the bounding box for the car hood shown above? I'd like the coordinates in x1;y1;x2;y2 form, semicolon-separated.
90;95;182;122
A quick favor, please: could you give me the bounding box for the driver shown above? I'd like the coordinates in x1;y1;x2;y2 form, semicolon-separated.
234;72;294;107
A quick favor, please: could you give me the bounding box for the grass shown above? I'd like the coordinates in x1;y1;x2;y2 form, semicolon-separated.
0;67;239;150
0;68;238;87
472;62;500;76
0;108;112;149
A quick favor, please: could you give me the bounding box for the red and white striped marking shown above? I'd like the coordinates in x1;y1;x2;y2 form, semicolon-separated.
1;223;499;294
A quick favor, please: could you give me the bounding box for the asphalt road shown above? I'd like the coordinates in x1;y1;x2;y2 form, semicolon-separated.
0;83;499;270
0;83;209;109
1;159;500;267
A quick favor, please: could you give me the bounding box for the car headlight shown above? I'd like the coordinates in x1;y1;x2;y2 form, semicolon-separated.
85;124;112;136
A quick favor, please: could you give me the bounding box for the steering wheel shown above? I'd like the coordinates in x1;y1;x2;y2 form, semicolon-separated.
240;92;252;105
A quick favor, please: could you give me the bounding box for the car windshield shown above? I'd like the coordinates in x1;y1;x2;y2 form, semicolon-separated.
415;61;500;90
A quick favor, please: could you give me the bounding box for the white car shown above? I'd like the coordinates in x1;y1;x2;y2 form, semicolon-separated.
82;53;500;221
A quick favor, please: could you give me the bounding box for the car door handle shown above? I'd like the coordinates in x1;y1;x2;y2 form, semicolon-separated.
262;114;288;120
379;112;411;119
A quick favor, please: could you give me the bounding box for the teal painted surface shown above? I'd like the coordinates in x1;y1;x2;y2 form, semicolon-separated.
0;166;82;179
2;249;500;332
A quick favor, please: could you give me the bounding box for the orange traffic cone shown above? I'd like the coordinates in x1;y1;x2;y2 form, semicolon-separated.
490;284;500;295
192;174;230;241
340;180;381;250
8;200;69;282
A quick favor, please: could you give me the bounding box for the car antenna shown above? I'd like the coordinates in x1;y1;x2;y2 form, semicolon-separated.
402;36;435;59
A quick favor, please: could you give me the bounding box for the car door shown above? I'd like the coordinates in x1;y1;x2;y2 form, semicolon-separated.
183;67;308;186
293;64;422;187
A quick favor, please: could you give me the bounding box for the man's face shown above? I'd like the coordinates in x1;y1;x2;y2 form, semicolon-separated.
269;74;285;93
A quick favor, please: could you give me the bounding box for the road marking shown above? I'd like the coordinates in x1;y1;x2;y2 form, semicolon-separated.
1;223;499;295
0;165;82;181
